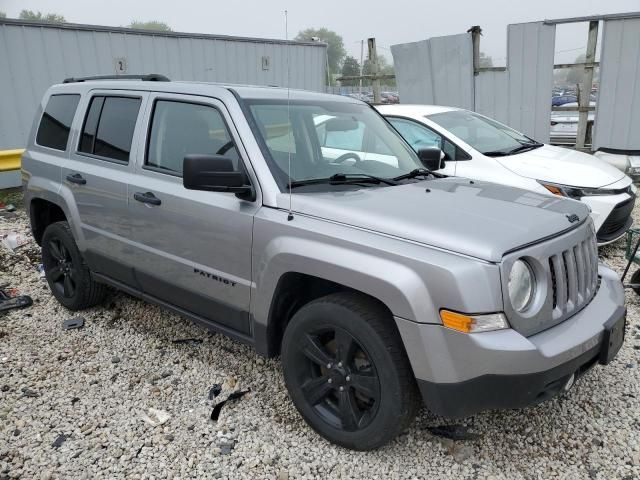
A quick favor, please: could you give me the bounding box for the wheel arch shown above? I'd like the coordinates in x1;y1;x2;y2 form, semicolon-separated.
252;242;434;357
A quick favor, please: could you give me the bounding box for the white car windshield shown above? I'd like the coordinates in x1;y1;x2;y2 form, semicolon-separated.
428;110;541;157
246;100;425;189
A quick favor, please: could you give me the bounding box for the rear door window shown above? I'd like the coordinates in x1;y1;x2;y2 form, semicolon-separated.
79;96;141;163
36;94;81;150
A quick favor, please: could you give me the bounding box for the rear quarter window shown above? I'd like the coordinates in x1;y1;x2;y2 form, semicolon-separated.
36;94;81;150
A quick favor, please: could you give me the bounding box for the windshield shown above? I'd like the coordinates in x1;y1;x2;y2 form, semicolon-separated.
246;99;424;190
428;110;536;156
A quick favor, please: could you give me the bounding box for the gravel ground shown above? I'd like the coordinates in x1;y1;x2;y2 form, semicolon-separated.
1;193;639;480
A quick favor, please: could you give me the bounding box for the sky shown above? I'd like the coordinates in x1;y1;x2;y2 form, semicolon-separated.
1;0;639;65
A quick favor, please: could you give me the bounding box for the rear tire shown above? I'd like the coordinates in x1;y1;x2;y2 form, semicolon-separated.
41;221;106;310
631;270;640;296
281;292;420;450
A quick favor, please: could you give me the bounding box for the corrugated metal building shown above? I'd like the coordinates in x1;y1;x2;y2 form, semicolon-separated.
0;19;327;149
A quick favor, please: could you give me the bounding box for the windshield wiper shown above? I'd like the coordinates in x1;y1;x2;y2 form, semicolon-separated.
483;141;543;157
392;168;446;181
288;172;398;189
508;142;544;154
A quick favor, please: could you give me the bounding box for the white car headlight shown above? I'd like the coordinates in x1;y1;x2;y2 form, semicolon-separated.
508;259;535;312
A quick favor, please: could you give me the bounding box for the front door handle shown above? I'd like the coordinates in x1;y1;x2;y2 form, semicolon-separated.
134;191;162;206
66;173;86;185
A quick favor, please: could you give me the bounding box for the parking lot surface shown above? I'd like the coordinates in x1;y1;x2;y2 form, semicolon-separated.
1;196;639;479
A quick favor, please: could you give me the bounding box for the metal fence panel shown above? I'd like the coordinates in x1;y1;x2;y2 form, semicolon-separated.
392;23;555;142
391;34;473;108
593;18;640;150
0;20;327;149
429;34;474;109
390;39;434;103
474;70;509;123
504;22;555;143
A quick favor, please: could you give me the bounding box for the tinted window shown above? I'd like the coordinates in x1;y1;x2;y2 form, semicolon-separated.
146;100;239;175
36;94;80;150
79;96;141;162
79;97;104;153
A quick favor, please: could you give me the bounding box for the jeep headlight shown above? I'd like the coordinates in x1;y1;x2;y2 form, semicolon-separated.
508;259;535;312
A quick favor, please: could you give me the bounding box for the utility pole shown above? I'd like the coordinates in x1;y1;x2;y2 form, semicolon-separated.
335;38;395;98
468;25;482;76
359;39;364;95
575;20;598;149
368;38;381;103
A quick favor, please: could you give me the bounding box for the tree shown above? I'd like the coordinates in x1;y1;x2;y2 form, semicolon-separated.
295;28;346;78
340;56;361;86
0;12;6;19
128;20;172;31
566;53;586;85
19;10;66;23
479;52;493;68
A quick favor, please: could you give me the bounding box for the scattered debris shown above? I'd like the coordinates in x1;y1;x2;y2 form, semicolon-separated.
141;408;171;427
20;387;39;398
427;424;481;441
71;397;80;405
111;356;121;364
451;443;475;462
62;317;85;330
171;338;203;345
52;434;68;448
210;388;251;421
208;384;223;400
0;232;29;252
37;264;45;278
3;204;16;212
218;439;236;455
0;286;33;313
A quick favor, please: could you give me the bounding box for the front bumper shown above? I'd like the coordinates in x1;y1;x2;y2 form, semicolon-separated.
580;192;634;245
395;265;626;418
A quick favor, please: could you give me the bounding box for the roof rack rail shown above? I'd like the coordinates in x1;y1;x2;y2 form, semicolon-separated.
63;73;170;83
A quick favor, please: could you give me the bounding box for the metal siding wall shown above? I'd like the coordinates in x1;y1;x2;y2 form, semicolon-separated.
474;70;509;123
429;34;474;109
391;35;473;108
0;23;326;149
393;23;555;142
593;18;640;150
390;40;434;104
504;22;555;142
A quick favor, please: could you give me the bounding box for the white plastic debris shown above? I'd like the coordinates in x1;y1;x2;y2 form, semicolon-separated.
141;408;171;427
1;232;29;252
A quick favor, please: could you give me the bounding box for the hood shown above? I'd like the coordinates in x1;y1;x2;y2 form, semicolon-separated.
496;144;626;188
278;178;590;262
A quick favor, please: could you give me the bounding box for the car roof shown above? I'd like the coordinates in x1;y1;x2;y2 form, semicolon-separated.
48;79;359;103
375;104;461;116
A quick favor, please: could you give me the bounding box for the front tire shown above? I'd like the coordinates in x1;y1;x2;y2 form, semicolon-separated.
41;221;106;310
281;292;420;450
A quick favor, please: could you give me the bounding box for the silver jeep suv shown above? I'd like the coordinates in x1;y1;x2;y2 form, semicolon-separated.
22;75;626;450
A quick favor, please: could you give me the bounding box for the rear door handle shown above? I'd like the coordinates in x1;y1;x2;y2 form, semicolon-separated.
66;173;86;185
134;191;162;206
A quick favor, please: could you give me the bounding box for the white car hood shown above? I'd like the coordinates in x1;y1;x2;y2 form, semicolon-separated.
496;144;627;188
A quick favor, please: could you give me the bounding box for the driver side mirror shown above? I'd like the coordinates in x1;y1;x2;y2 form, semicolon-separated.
418;147;445;171
183;154;255;201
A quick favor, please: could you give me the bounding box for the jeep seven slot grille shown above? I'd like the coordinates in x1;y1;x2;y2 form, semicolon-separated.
548;231;598;319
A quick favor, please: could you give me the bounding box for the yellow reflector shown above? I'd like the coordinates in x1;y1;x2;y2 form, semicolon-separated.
542;184;563;196
440;310;473;333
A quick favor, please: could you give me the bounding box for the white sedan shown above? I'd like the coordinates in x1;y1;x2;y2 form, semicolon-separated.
377;104;635;245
